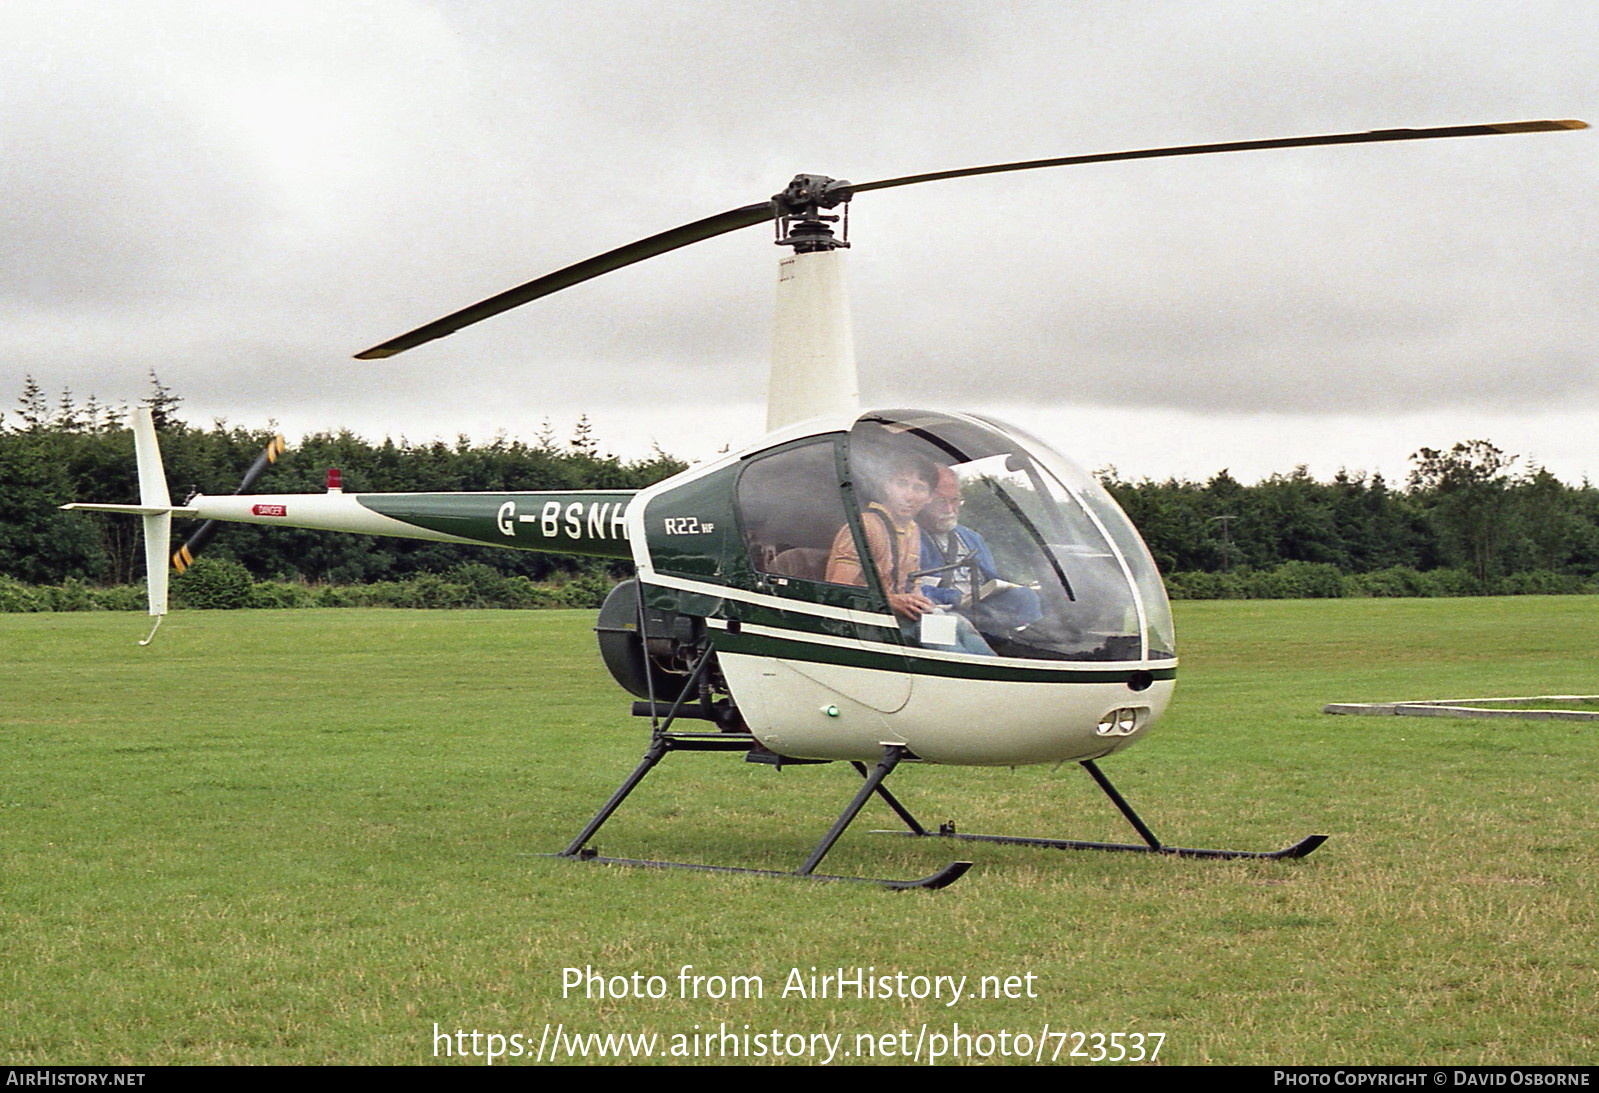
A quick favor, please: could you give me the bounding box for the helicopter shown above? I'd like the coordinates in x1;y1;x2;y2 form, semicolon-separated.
67;119;1586;888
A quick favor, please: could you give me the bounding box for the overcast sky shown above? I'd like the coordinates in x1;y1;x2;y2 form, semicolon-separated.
3;1;1594;484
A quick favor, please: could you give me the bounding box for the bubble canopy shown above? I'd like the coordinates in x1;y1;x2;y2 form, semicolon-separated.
725;409;1173;664
843;410;1175;663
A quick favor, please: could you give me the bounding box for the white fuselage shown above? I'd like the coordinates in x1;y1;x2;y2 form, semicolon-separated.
718;647;1172;766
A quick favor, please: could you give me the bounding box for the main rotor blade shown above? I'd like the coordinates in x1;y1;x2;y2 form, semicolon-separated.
356;119;1584;360
844;120;1586;198
356;200;776;359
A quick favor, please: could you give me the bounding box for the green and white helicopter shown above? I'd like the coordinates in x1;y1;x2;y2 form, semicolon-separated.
69;119;1584;888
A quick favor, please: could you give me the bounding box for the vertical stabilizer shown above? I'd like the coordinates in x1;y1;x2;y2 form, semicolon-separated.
131;408;173;628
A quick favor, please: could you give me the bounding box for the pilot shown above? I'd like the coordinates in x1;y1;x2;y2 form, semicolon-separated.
917;465;1043;636
826;450;994;655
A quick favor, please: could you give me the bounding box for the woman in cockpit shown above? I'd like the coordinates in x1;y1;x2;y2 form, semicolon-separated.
825;449;994;656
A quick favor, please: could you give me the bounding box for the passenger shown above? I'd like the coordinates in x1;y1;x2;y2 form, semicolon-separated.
917;466;1043;637
826;451;994;656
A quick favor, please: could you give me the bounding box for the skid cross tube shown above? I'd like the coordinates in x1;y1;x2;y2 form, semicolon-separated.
870;758;1327;861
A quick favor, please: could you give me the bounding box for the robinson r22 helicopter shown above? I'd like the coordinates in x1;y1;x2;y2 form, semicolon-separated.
69;119;1586;888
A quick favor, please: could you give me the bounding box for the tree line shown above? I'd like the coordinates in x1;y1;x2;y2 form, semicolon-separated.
1102;440;1599;596
5;376;1598;601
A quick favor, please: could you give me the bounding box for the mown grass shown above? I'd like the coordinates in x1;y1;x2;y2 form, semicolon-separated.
2;600;1594;1065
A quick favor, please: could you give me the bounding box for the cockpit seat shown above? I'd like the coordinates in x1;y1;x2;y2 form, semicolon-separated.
768;547;829;582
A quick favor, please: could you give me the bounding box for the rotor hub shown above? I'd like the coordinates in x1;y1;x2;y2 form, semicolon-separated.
772;174;853;253
772;173;854;216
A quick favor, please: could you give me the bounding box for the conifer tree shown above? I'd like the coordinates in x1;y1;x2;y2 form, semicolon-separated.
142;370;183;430
16;375;48;431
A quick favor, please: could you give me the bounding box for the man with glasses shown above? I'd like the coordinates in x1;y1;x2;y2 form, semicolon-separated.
917;466;1043;642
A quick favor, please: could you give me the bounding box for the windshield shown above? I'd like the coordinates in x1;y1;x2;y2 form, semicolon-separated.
848;410;1175;663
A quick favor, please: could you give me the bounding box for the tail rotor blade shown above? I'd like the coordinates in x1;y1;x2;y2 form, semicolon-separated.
170;521;219;575
171;434;287;574
235;433;288;493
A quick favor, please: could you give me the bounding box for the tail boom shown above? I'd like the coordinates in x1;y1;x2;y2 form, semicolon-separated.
166;489;638;560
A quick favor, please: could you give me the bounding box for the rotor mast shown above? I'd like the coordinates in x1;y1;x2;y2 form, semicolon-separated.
766;174;860;432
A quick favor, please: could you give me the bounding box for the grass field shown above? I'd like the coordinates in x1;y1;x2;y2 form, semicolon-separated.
2;599;1594;1066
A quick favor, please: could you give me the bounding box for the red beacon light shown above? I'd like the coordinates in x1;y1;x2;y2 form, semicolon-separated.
325;468;343;493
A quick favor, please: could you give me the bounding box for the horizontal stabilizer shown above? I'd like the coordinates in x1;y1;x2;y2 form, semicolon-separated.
62;503;199;517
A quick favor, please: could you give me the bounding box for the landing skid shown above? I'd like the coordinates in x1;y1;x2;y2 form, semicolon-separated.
868;758;1328;861
561;847;972;890
551;739;1323;889
552;635;1320;887
552;736;973;890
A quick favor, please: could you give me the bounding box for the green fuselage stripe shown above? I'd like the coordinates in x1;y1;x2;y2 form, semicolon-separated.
358;492;636;560
716;628;1176;684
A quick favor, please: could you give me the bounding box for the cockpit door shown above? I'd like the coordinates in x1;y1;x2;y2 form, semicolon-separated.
732;436;912;716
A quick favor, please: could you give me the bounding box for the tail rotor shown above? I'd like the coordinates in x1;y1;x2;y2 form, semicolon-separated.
171;433;287;574
62;410;286;643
